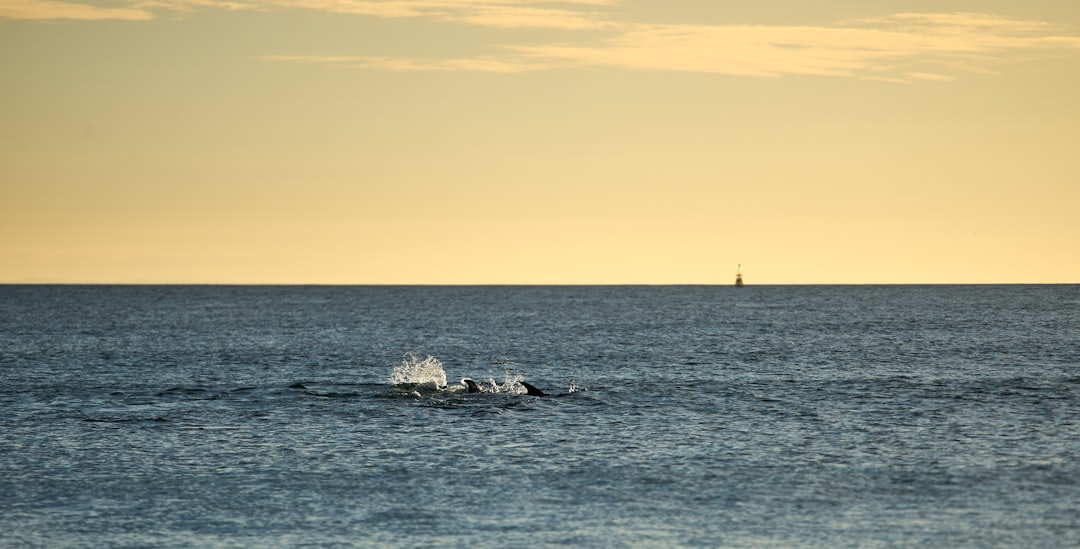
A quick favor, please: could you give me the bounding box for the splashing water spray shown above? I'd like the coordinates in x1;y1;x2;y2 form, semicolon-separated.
390;353;447;388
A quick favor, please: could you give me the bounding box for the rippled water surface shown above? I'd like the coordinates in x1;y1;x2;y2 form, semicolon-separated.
2;285;1079;547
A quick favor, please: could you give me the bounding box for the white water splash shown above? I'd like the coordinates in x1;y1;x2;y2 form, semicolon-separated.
390;354;447;388
488;374;526;394
390;355;576;396
464;372;586;395
457;372;535;394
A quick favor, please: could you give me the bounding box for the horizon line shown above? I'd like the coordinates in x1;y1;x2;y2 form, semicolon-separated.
2;282;1076;287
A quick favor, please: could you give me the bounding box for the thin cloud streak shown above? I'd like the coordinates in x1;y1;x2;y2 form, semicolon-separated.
262;54;548;73
447;4;613;30
7;0;1080;83
1;0;154;20
268;12;1080;82
2;0;616;27
512;16;1080;80
245;0;616;28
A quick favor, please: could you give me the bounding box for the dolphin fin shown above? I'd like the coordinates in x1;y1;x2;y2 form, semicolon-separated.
519;381;547;397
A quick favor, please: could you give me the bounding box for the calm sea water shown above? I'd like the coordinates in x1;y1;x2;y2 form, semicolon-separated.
2;285;1078;548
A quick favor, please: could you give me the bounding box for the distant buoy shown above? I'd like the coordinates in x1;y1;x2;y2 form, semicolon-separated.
735;264;744;287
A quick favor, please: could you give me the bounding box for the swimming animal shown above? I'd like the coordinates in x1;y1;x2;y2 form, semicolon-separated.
462;378;483;393
519;381;547;397
461;378;550;396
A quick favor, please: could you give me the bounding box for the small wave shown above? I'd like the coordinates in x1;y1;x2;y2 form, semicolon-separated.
157;386;213;397
81;415;169;424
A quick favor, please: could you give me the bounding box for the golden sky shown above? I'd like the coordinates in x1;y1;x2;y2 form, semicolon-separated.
3;0;1079;283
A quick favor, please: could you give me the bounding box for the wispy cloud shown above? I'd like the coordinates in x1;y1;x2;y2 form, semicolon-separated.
267;11;1080;82
506;16;1080;80
1;0;616;27
187;0;616;27
7;0;1080;84
262;54;548;73
1;0;154;20
440;3;614;30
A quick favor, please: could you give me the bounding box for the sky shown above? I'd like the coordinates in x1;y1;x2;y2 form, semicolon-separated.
2;0;1079;284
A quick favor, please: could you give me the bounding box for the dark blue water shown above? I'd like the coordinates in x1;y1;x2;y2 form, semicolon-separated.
2;285;1078;547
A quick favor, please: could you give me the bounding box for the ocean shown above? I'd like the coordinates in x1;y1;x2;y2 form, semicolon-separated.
1;285;1078;547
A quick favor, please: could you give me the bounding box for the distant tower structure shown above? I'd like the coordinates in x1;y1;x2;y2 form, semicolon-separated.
735;264;744;287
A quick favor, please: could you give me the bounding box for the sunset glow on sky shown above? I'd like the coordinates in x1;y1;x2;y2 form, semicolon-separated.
3;0;1079;283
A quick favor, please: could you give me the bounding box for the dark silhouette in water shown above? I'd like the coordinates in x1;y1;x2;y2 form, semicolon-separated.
460;378;562;397
519;381;547;397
